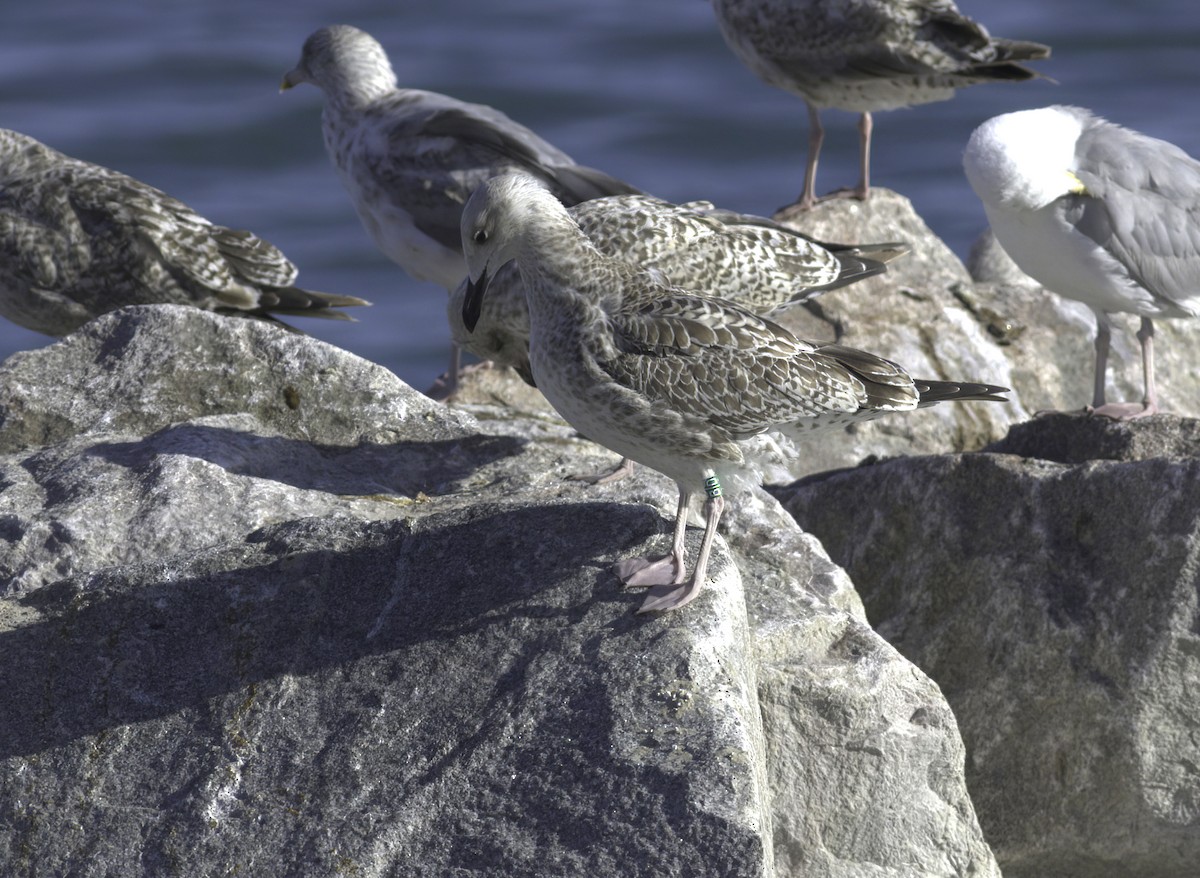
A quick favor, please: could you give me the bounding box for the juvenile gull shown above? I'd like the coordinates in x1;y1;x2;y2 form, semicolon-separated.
0;128;368;336
448;192;908;383
461;173;1007;613
282;24;640;383
964;105;1200;419
710;0;1050;209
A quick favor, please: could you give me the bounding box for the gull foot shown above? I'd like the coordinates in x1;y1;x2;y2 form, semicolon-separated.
425;371;456;401
614;555;680;588
817;185;869;204
567;457;635;486
426;360;499;401
636;578;703;614
779;194;816;215
1088;401;1159;420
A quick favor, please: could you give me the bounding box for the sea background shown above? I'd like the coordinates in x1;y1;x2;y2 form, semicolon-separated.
1;0;1197;390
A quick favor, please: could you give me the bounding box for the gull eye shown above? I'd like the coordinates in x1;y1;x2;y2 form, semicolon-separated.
472;229;488;244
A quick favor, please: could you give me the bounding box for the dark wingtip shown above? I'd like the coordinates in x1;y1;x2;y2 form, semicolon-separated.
916;380;1011;404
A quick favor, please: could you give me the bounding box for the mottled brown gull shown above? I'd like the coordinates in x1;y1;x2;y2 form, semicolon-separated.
965;105;1200;419
0;128;368;337
282;24;640;384
710;0;1050;209
461;173;1007;613
448;192;907;384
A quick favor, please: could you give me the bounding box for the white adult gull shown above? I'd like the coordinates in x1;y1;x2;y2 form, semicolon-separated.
448;191;908;385
460;173;1007;613
281;24;641;385
964;105;1200;419
0;128;368;336
710;0;1050;210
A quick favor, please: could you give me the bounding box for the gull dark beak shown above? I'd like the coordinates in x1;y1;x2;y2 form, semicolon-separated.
462;268;490;333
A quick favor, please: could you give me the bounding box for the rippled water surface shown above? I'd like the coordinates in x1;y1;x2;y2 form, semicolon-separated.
2;0;1198;387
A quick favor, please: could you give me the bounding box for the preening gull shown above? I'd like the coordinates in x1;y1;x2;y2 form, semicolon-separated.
461;173;1007;613
282;24;640;385
710;0;1050;209
448;192;907;384
964;105;1200;418
0;128;368;337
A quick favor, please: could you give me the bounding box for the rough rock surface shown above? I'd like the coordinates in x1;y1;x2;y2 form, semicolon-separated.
775;413;1200;877
0;306;997;877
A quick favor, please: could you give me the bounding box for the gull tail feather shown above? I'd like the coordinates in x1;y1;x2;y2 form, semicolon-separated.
246;286;371;322
914;380;1010;406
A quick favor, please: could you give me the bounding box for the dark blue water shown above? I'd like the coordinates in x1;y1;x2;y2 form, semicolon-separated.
2;0;1198;388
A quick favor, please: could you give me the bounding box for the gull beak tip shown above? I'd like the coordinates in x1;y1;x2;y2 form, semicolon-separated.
462;271;489;333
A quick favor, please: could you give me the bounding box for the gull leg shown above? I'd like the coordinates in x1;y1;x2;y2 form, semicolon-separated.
448;342;462;392
638;479;725;614
855;111;873;200
427;342;464;400
614;488;691;587
818;111;873;203
797;102;824;211
1091;316;1160;419
1136;317;1160;416
1092;314;1111;409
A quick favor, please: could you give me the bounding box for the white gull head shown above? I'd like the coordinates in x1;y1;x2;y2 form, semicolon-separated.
964;105;1089;212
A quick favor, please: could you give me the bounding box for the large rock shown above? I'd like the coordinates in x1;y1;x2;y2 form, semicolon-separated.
0;306;998;877
775;413;1200;877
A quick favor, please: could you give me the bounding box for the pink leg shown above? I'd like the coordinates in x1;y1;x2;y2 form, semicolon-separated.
1091;314;1112;409
1137;317;1160;415
816;111;873;204
637;491;725;614
614;489;691;587
855;111;872;200
797;102;824;211
427;342;465;401
1091;316;1161;419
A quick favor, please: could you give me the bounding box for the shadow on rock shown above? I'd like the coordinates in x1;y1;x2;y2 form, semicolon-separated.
1;501;653;760
85;424;527;496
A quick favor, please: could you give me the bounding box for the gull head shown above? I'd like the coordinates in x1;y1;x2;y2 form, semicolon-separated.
964;105;1090;212
281;25;397;103
460;174;555;333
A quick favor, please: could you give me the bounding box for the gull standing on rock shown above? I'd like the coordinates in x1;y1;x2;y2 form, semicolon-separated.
710;0;1050;210
0;128;368;337
461;173;1007;613
964;105;1200;419
281;24;641;387
449;191;906;486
